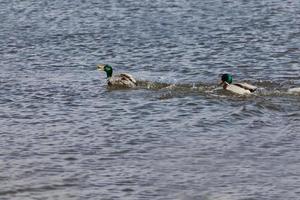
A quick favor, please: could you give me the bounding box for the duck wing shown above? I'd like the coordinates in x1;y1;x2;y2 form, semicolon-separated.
226;84;252;95
234;83;257;92
119;73;137;84
107;73;137;88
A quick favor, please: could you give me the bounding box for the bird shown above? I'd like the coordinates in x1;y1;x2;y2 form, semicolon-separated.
287;87;300;94
97;64;137;88
219;74;257;95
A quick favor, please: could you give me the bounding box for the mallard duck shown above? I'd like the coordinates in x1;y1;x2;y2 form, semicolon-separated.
97;64;137;88
219;74;257;95
288;87;300;93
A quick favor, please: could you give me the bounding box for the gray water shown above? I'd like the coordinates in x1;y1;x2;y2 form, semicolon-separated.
1;0;300;199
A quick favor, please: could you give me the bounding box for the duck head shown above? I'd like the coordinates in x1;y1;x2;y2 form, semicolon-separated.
220;74;233;84
97;64;113;78
219;74;233;89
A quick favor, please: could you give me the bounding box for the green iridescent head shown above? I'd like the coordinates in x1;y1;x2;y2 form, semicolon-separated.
97;64;113;78
221;74;233;84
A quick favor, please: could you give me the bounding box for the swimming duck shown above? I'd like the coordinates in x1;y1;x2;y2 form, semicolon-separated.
219;74;257;95
287;87;300;94
97;64;137;88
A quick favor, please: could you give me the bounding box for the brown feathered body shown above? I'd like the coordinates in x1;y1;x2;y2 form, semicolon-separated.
107;73;137;88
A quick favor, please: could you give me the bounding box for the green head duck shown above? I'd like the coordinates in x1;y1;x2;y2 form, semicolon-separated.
221;74;233;84
97;64;113;78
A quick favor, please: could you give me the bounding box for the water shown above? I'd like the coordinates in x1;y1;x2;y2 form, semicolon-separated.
1;0;300;199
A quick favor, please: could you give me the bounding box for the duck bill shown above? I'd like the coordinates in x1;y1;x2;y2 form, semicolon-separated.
218;80;224;86
97;64;105;71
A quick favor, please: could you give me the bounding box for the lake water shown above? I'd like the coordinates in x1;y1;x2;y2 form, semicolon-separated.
1;0;300;199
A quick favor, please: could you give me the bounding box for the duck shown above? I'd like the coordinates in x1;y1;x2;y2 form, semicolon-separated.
97;64;137;88
287;87;300;94
219;74;257;95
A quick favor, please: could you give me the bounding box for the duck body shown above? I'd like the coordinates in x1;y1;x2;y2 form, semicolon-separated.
223;82;257;95
287;87;300;94
97;64;137;88
220;74;257;95
107;73;137;88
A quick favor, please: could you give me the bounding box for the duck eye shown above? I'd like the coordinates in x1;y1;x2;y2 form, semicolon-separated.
104;66;109;71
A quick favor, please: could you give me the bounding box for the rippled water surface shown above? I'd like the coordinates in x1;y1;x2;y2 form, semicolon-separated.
1;0;300;199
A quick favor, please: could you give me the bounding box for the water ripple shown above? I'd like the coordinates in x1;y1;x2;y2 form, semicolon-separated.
1;0;300;199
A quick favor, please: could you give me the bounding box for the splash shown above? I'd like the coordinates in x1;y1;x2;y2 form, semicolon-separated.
105;79;300;99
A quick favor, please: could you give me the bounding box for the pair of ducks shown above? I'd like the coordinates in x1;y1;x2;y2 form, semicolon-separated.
97;64;299;95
